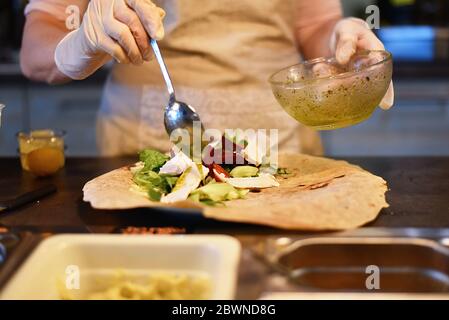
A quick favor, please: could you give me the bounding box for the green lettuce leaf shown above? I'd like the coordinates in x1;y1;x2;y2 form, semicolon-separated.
133;168;179;201
139;149;170;172
165;176;179;189
133;170;166;201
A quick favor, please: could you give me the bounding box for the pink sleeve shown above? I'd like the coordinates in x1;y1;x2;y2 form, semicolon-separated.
295;0;342;39
24;0;88;21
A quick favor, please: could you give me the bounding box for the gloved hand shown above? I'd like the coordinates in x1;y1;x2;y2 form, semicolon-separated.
55;0;165;80
330;18;394;110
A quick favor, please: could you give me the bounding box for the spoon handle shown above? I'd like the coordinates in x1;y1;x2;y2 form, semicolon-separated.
150;39;176;100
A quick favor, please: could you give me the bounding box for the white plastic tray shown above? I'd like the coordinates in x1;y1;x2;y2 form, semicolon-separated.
0;234;241;300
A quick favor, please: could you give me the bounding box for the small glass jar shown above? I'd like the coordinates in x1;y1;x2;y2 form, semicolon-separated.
17;129;66;176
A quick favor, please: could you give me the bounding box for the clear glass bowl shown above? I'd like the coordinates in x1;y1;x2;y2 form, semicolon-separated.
269;50;393;130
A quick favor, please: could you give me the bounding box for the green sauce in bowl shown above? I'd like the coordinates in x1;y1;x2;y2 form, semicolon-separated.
269;51;393;130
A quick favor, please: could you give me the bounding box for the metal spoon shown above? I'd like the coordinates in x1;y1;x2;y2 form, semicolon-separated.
150;39;203;142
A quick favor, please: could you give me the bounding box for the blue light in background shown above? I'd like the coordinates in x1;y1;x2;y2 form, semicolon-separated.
377;26;435;62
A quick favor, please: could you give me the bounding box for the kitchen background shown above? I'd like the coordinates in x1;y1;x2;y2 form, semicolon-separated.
0;0;448;156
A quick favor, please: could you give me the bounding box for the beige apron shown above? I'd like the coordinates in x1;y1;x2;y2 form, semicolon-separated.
97;0;323;156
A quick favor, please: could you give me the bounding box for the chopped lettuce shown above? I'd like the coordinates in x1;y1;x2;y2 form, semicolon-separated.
165;176;179;189
132;147;277;204
139;149;170;172
133;170;171;201
230;166;258;178
133;170;162;187
133;149;176;201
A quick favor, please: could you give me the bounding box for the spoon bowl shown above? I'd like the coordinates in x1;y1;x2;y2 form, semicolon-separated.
164;100;202;137
150;40;203;148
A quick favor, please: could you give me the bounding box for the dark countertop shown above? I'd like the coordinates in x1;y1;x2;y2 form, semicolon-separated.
1;156;448;233
1;156;449;299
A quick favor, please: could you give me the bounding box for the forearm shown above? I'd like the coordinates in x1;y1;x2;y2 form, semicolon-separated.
20;11;71;84
297;17;341;60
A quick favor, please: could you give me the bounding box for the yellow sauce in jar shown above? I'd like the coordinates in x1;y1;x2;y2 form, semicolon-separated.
17;130;65;176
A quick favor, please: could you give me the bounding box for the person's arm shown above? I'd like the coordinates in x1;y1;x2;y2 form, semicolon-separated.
20;11;72;84
294;0;394;109
297;18;341;60
21;0;165;84
294;0;342;60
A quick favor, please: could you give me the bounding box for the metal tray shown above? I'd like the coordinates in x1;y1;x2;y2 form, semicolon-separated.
0;232;41;290
0;233;20;266
261;237;449;293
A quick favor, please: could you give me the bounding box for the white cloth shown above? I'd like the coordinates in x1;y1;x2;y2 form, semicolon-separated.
25;0;343;156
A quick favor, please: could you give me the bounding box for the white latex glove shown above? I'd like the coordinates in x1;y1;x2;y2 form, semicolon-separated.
330;18;394;110
55;0;165;80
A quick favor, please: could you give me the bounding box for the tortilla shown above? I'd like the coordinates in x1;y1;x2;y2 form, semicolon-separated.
83;154;388;231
